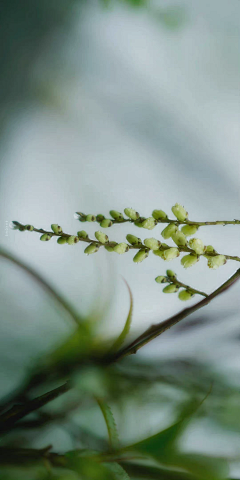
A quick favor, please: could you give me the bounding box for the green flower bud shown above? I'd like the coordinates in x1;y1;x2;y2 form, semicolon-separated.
51;224;62;234
166;269;176;278
124;208;140;221
142;217;157;230
57;236;67;245
77;230;88;239
181;224;199;236
96;214;105;223
104;242;118;252
109;210;124;221
84;243;99;255
181;254;198;268
153;249;165;258
171;204;188;222
67;235;79;245
188;238;205;255
144;237;161;250
155;276;168;284
134;217;146;228
25;224;34;231
163;284;179;293
178;289;194;301
126;234;142;246
205;245;216;253
152;210;167;220
86;214;96;222
95;230;109;244
113;243;129;254
40;233;52;241
163;247;180;261
100;219;113;228
205;254;227;269
161;223;178;239
76;212;87;222
133;249;149;263
171;230;187;246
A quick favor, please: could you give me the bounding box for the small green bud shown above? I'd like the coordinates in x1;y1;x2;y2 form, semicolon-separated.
155;276;168;283
172;203;188;222
161;223;178;239
84;243;99;255
51;224;62;234
76;212;87;222
25;224;34;231
205;254;227;269
133;249;149;263
77;230;88;239
124;208;140;221
171;230;187;246
142;217;157;230
163;284;179;293
163;247;180;261
67;235;79;245
188;238;205;255
181;224;199;236
134;217;146;228
181;254;198;268
109;210;124;221
144;237;161;250
152;210;167;220
166;269;176;278
113;243;129;254
96;214;105;223
40;233;52;241
100;219;113;228
126;234;142;246
153;249;165;259
104;242;118;252
178;289;194;301
86;214;96;222
57;236;67;245
205;245;216;253
95;230;109;244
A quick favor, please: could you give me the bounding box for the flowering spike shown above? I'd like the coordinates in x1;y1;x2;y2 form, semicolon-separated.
144;238;161;250
133;249;149;263
162;247;180;261
181;254;198;268
171;230;187;246
84;243;99;255
113;243;129;254
161;224;178;239
95;231;109;244
178;289;194;301
109;210;124;221
152;210;167;220
205;255;227;269
124;208;140;221
171;204;188;222
155;276;168;284
57;237;67;245
51;224;62;234
142;217;157;230
163;284;179;293
181;225;199;236
189;238;205;255
100;219;113;228
126;234;142;246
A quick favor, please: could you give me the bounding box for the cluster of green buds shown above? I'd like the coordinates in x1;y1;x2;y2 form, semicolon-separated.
155;270;207;301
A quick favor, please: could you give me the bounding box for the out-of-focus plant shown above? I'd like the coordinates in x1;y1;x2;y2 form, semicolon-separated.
0;206;239;478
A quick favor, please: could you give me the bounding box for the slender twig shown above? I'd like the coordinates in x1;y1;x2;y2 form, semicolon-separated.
0;248;81;326
114;269;240;360
169;276;208;297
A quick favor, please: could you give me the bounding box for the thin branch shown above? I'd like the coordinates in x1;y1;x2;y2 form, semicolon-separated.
114;269;240;360
0;248;81;326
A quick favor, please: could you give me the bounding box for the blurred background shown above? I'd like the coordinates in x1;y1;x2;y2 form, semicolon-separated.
0;0;240;476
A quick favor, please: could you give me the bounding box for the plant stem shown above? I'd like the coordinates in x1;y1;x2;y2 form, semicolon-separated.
169;276;208;297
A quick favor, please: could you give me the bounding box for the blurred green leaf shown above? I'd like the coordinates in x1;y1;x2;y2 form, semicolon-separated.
110;279;133;353
97;399;119;450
